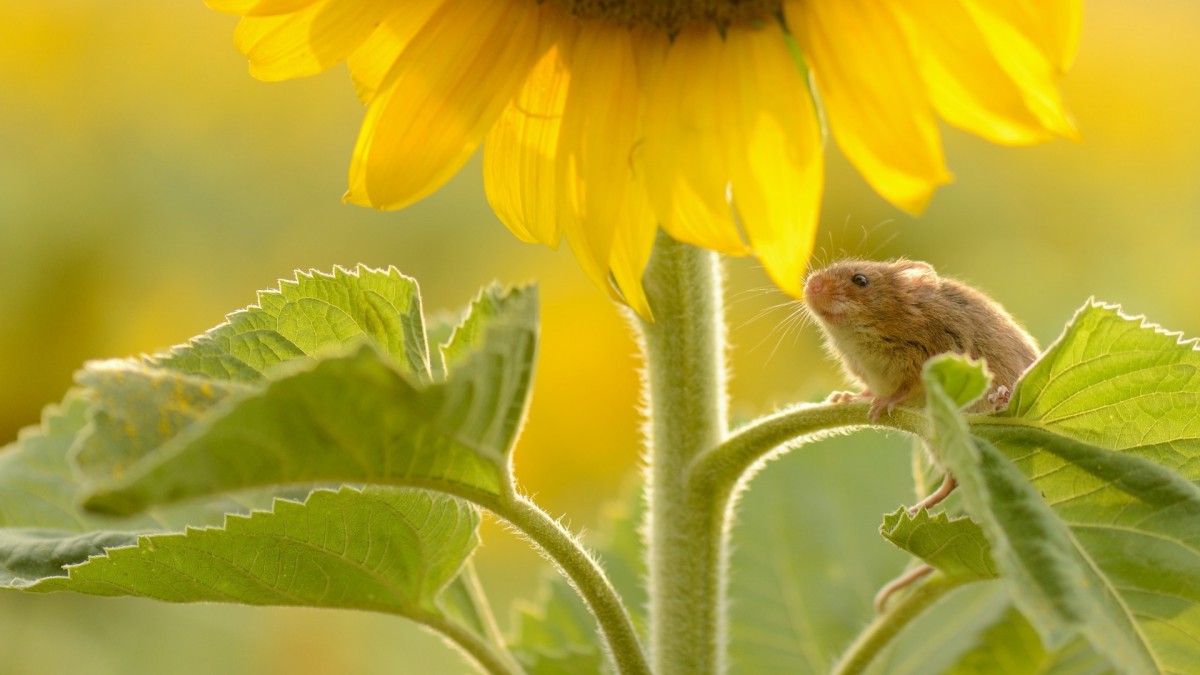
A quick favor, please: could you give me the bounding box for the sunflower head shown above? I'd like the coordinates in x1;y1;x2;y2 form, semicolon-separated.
210;0;1079;318
547;0;780;31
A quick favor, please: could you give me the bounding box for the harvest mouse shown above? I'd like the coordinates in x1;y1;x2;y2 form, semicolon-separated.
804;258;1038;514
803;258;1038;420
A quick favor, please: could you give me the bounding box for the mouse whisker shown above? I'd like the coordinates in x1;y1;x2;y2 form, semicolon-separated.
736;298;799;331
767;305;813;362
750;305;801;355
811;246;831;272
754;301;811;359
865;228;899;259
730;285;783;302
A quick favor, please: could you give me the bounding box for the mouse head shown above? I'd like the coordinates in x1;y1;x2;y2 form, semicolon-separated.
803;258;939;328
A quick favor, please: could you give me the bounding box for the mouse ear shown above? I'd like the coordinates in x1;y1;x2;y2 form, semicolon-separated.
897;261;939;289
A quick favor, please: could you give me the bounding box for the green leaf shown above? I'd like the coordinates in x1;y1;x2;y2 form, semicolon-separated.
152;265;432;383
30;487;480;619
969;301;1200;672
441;287;505;371
1;529;137;586
1002;301;1200;479
927;353;992;409
981;425;1200;675
0;394;95;530
3;272;540;671
926;354;1166;673
927;355;1086;636
425;308;462;382
945;605;1114;675
0;394;296;587
880;508;998;582
81;284;538;514
71;366;247;484
72;266;436;486
1;396;494;670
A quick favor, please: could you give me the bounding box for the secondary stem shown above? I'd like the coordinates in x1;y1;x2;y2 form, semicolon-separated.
687;401;927;498
638;232;729;674
831;573;963;675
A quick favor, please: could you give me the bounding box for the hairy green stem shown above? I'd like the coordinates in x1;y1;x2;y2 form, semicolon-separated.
417;607;524;675
678;401;927;674
494;493;651;675
831;573;964;675
638;232;729;674
687;401;927;498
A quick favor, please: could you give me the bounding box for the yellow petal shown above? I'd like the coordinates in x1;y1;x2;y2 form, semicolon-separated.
235;0;394;82
894;0;1055;145
641;25;746;257
608;183;658;321
719;23;823;299
630;25;671;101
555;23;647;301
962;0;1079;140
206;0;319;17
787;0;950;214
609;27;671;319
346;1;440;104
346;0;542;210
482;6;578;248
1042;0;1083;72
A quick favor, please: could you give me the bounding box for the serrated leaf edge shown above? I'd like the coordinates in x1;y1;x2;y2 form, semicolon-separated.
144;264;430;374
1;390;86;456
59;485;479;608
1006;298;1200;417
880;505;980;535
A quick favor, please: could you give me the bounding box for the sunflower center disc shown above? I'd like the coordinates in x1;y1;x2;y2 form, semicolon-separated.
549;0;782;31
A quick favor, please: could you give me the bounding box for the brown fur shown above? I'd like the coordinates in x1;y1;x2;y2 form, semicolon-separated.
803;259;1038;414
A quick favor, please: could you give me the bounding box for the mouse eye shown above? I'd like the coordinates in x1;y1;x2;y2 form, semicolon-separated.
851;273;869;288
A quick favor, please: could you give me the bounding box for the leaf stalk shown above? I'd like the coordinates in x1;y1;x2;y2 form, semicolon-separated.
416;607;526;675
491;493;651;675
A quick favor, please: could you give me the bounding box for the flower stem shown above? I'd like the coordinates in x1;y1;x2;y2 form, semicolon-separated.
831;573;963;675
637;232;729;675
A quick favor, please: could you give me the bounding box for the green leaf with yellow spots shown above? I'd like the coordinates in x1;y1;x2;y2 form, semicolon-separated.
79;282;537;514
1;268;527;672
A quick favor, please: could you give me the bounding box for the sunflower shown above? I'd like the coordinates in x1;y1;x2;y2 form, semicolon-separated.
209;0;1079;317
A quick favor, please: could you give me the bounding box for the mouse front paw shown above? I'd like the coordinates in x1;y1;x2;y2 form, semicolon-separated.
827;390;871;405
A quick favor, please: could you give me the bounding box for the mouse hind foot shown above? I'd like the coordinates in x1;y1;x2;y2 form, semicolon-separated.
908;473;958;514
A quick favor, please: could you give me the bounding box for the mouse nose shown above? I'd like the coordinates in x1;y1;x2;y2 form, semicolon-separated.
805;276;825;297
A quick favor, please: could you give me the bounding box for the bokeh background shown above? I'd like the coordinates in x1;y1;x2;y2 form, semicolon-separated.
1;1;1197;673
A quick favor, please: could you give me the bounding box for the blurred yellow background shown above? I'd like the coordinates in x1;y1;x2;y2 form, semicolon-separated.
1;1;1197;673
